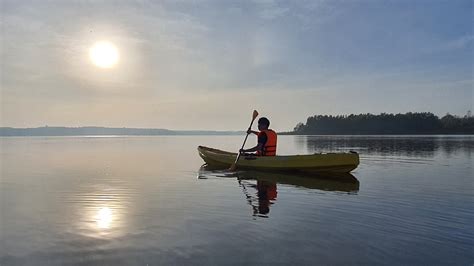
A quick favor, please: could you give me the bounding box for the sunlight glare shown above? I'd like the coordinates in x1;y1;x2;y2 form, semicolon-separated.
96;207;113;229
89;41;119;68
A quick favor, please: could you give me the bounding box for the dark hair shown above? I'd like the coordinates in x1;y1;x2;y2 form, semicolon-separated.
258;117;270;128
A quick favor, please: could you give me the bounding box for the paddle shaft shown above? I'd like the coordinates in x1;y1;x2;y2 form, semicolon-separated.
232;117;257;168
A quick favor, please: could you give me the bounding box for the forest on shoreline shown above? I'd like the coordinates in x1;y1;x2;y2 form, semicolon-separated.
288;112;474;135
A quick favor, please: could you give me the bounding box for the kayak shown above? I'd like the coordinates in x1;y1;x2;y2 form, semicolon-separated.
197;146;360;173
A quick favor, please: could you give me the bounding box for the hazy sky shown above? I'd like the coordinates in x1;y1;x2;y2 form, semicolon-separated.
1;0;472;130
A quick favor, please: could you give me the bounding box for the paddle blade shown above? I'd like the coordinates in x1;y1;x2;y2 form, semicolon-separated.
228;163;237;171
252;110;259;120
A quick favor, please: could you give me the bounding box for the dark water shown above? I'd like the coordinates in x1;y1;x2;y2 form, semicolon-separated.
1;135;473;265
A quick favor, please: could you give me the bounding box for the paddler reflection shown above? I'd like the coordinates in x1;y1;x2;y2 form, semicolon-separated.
257;180;277;214
238;178;277;217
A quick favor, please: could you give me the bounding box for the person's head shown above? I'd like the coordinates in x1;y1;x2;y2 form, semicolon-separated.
258;117;270;131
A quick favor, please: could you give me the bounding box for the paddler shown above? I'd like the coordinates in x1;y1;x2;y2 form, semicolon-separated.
239;117;277;156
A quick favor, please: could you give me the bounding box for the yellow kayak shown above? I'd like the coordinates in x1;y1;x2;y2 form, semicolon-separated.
198;146;359;173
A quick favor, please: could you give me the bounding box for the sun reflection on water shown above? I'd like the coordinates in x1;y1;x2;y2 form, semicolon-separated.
96;207;113;229
73;185;132;237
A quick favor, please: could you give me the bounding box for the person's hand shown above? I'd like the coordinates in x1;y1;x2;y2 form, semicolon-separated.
246;128;252;134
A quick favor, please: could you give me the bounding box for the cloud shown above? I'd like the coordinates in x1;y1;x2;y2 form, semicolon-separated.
1;0;472;129
259;6;289;20
428;34;474;53
1;1;212;94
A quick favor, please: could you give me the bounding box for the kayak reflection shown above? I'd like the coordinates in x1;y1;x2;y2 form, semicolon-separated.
199;164;360;193
235;170;360;193
198;165;360;218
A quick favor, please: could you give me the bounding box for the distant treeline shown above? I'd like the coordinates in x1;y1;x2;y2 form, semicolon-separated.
291;112;474;134
0;126;242;136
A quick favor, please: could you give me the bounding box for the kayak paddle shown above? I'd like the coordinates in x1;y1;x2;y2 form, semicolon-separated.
229;110;259;171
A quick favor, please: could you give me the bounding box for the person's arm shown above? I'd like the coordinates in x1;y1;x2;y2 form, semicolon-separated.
246;129;259;135
240;143;263;153
240;132;267;153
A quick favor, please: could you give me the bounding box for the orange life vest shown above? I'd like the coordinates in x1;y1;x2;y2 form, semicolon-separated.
257;129;277;156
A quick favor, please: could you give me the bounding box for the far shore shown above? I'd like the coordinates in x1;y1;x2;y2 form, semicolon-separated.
1;126;472;137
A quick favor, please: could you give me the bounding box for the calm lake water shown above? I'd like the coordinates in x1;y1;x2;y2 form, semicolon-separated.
1;135;473;265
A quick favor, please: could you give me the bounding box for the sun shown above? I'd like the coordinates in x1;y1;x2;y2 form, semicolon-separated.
89;41;119;68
